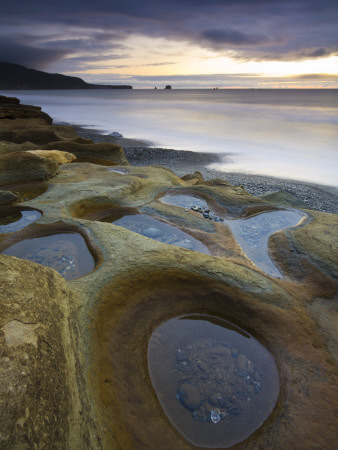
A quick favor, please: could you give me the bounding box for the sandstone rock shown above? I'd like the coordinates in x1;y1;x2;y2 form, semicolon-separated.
0;152;59;185
0;98;52;123
0;255;72;449
43;140;129;166
0;190;18;205
27;150;76;165
0;128;65;145
0;141;38;155
181;170;204;183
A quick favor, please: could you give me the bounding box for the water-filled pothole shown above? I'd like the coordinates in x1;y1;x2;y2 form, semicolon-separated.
148;314;279;448
103;213;210;254
224;210;306;277
160;193;207;210
160;192;307;277
0;207;41;233
1;231;95;280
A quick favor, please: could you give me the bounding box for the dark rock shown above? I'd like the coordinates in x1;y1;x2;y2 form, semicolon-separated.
0;95;20;104
0;190;18;205
178;384;201;410
0;128;62;145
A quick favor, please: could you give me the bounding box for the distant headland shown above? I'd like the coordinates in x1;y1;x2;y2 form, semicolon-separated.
0;62;133;90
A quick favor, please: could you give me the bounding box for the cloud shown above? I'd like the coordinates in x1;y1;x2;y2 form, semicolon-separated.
0;37;69;70
201;29;270;46
1;0;337;70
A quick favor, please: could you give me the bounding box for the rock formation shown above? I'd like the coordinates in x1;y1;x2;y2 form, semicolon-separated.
0;95;337;449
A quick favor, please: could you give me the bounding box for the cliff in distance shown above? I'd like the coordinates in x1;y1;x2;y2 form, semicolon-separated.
0;62;132;90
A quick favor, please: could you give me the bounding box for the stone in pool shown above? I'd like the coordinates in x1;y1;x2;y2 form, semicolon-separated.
178;384;201;410
148;314;279;448
101;213;210;254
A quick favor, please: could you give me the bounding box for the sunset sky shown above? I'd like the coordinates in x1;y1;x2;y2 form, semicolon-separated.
1;0;338;88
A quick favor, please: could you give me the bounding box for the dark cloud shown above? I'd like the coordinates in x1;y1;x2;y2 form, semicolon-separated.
1;0;337;70
0;37;69;70
201;29;270;46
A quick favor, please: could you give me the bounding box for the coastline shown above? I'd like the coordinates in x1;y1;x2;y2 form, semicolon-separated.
75;127;338;215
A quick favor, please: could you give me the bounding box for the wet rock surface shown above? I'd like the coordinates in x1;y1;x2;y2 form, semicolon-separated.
0;95;337;449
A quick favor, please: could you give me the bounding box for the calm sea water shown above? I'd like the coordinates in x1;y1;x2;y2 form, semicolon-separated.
4;89;338;187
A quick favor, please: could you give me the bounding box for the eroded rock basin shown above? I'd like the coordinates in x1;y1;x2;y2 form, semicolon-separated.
224;210;307;277
148;315;279;448
160;191;307;277
0;206;42;233
1;230;95;280
102;213;210;254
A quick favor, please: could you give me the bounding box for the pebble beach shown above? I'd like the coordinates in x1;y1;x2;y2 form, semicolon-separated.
77;129;338;215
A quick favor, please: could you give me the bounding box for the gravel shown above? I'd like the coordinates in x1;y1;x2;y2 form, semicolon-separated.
77;129;338;215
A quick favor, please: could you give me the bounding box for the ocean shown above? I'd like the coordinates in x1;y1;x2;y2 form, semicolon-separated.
3;89;338;187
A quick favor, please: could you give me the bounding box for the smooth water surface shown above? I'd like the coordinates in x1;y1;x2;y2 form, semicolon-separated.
160;192;306;277
3;89;337;186
107;213;210;254
1;232;95;280
148;315;279;448
0;209;41;233
224;210;306;277
160;193;208;210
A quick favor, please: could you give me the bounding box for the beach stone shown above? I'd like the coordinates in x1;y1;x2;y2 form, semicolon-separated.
109;131;123;137
143;227;161;238
198;361;208;372
178;384;201;410
0;152;59;185
211;345;229;356
236;354;247;370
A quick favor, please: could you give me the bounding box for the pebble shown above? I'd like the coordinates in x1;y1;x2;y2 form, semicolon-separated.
236;354;247;370
143;227;161;238
178;384;201;410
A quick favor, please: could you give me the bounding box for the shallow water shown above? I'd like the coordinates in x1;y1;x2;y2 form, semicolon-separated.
160;193;207;210
3;89;337;186
0;209;41;233
148;315;279;448
1;232;95;280
224;210;306;277
105;213;210;254
160;192;306;277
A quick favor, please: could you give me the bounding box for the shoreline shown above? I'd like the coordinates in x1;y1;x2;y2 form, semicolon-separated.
74;126;338;214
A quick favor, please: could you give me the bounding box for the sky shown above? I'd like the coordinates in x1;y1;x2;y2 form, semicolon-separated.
1;0;338;88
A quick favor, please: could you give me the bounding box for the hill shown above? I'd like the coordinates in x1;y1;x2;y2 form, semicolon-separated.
0;62;132;90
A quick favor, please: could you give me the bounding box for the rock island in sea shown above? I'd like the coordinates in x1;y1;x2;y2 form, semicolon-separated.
0;94;337;449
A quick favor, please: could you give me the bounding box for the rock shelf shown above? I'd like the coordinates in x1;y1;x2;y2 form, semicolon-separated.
0;95;337;450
